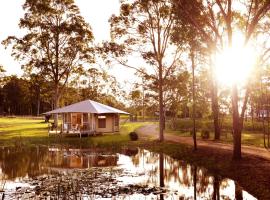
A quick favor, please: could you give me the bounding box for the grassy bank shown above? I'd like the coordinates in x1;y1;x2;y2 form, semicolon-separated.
167;118;268;147
0;117;149;147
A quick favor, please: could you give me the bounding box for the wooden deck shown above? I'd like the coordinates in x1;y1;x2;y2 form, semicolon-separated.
48;123;96;138
48;130;96;138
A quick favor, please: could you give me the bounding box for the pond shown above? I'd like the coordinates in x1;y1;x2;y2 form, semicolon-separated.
0;146;257;199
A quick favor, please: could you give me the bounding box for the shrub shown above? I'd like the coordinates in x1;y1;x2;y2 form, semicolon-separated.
201;129;210;139
129;132;138;141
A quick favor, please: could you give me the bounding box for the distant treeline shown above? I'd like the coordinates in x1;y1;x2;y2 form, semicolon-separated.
0;75;126;116
0;76;50;115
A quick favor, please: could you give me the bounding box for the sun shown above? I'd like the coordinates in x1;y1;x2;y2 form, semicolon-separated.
214;32;256;86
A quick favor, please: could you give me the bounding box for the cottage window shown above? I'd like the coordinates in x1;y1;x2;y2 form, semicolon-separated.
98;116;106;128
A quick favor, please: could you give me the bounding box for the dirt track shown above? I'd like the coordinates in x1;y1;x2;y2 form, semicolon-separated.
136;124;270;161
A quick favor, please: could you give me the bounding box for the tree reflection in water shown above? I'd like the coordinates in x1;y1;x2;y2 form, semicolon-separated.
193;166;197;200
235;182;243;200
0;146;119;180
159;152;164;200
0;146;49;179
212;175;220;200
129;149;256;199
0;147;256;199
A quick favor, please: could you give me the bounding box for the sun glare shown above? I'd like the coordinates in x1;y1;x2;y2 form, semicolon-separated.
215;33;256;86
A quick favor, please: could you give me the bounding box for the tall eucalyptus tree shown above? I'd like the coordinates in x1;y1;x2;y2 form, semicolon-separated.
105;0;185;141
2;0;95;124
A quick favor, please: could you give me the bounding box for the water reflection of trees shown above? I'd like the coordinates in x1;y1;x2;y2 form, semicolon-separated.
212;175;220;200
132;149;242;199
0;146;119;180
160;153;164;200
0;147;247;199
235;182;243;200
0;146;49;179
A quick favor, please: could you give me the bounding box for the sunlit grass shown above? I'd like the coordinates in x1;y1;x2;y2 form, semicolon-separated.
167;130;265;147
166;118;266;148
0;117;150;146
0;117;48;139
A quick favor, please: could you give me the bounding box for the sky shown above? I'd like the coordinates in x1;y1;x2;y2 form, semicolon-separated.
0;0;137;88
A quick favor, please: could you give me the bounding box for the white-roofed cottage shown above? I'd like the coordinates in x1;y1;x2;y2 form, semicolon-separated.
44;100;129;137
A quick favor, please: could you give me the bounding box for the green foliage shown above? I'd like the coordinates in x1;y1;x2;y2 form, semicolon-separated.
104;0;188;137
62;67;126;110
0;75;52;115
2;0;95;109
107;0;184;76
0;73;126;116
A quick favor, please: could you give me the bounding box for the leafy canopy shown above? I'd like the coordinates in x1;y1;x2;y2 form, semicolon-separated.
2;0;94;86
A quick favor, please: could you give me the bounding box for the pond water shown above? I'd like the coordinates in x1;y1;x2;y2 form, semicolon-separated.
0;146;257;200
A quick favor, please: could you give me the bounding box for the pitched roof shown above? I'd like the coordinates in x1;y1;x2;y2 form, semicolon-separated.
44;100;129;115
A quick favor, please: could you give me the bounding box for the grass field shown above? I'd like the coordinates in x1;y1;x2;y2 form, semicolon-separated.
166;129;266;147
0;117;268;148
0;117;48;139
166;118;270;148
0;117;150;146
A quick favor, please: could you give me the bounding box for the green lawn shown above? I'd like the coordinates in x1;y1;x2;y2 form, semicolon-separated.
167;129;266;147
0;116;267;148
0;117;48;139
0;117;150;146
166;118;269;148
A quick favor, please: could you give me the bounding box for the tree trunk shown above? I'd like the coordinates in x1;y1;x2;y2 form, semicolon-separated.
232;84;241;160
210;57;220;140
159;64;164;141
212;90;220;140
37;94;40;116
53;28;60;127
251;105;254;131
53;84;60;126
142;79;145;122
193;166;197;200
213;175;220;200
191;51;197;150
159;153;164;187
235;182;243;200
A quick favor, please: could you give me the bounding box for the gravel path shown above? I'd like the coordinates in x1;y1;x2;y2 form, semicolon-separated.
136;124;270;161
